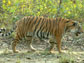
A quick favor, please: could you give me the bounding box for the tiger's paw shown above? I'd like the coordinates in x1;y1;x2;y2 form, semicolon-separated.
13;50;19;53
59;50;67;54
27;49;36;53
50;50;56;54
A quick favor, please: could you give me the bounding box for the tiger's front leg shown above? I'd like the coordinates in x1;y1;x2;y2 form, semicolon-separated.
56;37;62;53
26;36;36;52
49;42;56;53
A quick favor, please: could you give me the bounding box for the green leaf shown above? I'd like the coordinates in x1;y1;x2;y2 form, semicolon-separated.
10;8;15;13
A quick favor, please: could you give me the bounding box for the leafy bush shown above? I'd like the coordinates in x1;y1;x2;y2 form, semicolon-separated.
0;0;84;28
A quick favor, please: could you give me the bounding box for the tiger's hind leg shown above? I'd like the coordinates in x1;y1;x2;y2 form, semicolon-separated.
45;38;56;54
49;39;56;53
12;35;20;53
26;36;36;52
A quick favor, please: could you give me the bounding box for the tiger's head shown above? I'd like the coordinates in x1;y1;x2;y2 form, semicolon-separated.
65;19;83;36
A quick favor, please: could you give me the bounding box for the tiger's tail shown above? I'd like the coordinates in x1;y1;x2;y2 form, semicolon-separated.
0;26;16;37
0;28;6;33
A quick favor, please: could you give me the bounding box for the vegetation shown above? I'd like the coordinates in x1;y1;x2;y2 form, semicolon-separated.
0;0;84;28
0;1;84;63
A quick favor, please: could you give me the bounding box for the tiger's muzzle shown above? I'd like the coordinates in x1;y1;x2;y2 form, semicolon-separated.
75;31;84;36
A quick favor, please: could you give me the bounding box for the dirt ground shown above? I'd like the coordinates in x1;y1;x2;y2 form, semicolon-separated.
0;33;84;63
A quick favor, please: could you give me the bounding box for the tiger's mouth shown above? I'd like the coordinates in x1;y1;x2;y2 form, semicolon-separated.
75;31;83;36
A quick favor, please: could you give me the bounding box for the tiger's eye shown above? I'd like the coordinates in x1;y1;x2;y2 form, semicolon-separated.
73;22;77;26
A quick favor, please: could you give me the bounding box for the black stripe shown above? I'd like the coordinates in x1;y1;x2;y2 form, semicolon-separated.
58;18;61;33
11;30;14;33
2;33;4;36
44;20;48;39
45;19;48;32
56;17;59;34
43;33;45;38
47;32;49;38
43;19;49;39
33;18;41;34
57;18;59;33
53;18;55;28
51;19;54;33
31;17;38;28
49;19;51;34
40;18;46;38
46;19;48;32
0;30;2;33
53;19;54;30
40;26;45;38
27;16;31;22
45;19;51;39
37;30;41;39
28;16;35;27
40;32;43;39
52;18;55;33
6;34;8;36
53;18;56;35
44;19;50;38
38;19;44;38
34;17;38;24
47;19;50;33
26;16;31;26
36;18;44;39
25;17;29;24
0;28;6;33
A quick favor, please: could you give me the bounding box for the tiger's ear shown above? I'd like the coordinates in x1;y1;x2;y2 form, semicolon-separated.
73;22;77;26
65;21;70;23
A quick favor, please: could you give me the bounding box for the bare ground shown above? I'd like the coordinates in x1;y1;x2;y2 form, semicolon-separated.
0;34;84;63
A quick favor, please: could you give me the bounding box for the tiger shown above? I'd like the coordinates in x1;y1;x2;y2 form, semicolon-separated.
0;16;83;53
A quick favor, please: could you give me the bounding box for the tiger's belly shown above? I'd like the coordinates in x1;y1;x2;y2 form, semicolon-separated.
27;31;53;41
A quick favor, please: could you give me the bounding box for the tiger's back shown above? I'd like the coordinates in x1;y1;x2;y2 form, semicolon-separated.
16;16;66;40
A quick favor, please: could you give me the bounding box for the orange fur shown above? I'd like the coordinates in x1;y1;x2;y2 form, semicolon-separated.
7;16;83;53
